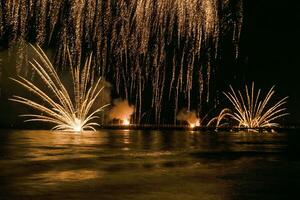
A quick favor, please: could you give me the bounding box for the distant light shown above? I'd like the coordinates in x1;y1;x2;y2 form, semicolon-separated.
189;123;196;128
122;119;130;126
189;120;200;128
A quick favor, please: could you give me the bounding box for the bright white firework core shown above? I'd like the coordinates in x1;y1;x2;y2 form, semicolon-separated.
122;119;130;126
73;118;82;132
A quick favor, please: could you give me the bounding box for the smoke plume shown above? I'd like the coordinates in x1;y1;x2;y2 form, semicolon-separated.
176;109;200;126
108;99;135;123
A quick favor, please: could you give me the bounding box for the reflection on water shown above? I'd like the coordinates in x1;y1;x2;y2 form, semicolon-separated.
32;170;100;185
0;130;300;199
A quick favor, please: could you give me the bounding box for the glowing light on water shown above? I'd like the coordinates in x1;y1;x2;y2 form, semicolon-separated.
122;119;130;126
177;109;200;128
108;99;134;125
0;0;243;123
224;83;288;129
189;124;196;128
10;45;109;132
35;170;100;184
189;121;200;129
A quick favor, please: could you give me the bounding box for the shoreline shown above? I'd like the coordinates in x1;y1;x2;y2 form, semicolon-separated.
1;124;300;133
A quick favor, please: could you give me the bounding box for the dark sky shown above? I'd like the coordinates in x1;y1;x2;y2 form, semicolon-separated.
229;0;300;124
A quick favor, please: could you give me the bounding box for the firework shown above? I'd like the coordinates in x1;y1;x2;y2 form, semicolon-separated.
224;83;288;129
10;45;109;132
207;108;231;128
0;0;243;124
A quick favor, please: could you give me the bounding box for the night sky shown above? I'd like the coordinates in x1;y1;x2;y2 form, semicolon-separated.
0;0;300;127
221;0;300;124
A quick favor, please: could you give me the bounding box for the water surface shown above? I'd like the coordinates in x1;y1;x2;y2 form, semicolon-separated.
0;130;300;199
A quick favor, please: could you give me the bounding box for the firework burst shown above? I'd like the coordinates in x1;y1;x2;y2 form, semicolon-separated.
10;45;108;132
0;0;243;124
224;83;288;129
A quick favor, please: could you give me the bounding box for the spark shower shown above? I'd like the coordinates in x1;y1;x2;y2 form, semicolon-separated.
0;0;243;124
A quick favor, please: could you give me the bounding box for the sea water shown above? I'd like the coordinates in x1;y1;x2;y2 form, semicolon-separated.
0;130;299;200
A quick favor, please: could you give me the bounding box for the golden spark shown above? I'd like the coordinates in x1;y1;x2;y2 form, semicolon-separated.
10;45;109;132
207;108;231;128
0;0;243;123
224;83;288;129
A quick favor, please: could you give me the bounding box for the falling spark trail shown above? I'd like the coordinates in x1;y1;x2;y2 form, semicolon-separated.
0;0;243;124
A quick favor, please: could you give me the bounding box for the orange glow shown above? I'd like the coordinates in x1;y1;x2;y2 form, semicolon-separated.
189;123;196;128
122;119;130;126
189;121;199;128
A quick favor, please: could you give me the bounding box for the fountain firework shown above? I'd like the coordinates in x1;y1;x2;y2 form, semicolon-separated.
10;45;109;132
224;83;289;129
207;108;231;128
108;99;134;125
0;0;243;124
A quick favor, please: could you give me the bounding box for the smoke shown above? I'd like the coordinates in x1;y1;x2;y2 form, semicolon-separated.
176;109;200;126
108;99;135;123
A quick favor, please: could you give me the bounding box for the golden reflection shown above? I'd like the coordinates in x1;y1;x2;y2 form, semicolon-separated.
17;130;108;161
33;170;100;184
119;131;131;151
